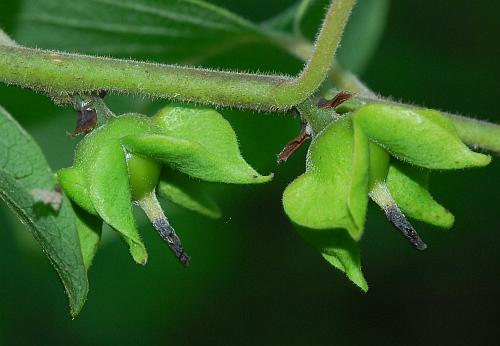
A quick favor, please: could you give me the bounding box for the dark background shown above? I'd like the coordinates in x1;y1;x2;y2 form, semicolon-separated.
1;0;499;345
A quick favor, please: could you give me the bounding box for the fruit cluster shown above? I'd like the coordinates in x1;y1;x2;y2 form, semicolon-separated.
58;106;271;267
283;102;490;289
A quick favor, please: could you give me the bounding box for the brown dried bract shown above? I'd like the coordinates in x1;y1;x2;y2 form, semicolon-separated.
69;108;97;136
277;124;311;163
318;90;353;109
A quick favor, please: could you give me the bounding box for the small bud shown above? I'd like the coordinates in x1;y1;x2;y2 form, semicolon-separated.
318;91;353;109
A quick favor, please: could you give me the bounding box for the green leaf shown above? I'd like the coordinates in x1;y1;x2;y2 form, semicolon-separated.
355;104;491;169
386;161;454;228
14;0;389;74
158;171;221;219
262;0;314;35
336;0;390;73
283;116;369;241
74;203;102;270
15;0;266;62
124;105;272;184
0;105;88;317
88;140;148;265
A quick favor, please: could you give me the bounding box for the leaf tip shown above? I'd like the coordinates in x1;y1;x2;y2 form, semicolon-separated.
66;284;89;319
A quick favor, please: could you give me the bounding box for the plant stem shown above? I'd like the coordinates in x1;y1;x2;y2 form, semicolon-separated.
2;1;499;153
0;0;355;111
276;37;374;97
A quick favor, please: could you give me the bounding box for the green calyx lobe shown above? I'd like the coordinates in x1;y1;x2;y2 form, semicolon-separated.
283;117;369;238
283;116;369;291
144;105;272;184
386;162;454;228
354;104;491;169
58;106;271;265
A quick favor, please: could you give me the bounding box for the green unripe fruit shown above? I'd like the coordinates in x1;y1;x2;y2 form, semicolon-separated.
126;153;161;202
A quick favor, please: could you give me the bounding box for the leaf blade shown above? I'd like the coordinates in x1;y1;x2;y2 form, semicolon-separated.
0;105;88;317
15;0;266;62
74;203;102;270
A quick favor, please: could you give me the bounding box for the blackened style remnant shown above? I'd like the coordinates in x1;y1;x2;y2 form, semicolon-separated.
384;205;427;250
278;122;312;163
152;218;191;266
318;90;353;109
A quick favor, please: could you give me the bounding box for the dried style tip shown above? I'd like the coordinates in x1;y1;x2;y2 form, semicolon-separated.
318;90;353;109
277;123;311;163
152;218;191;266
369;183;427;250
384;205;427;250
139;192;190;266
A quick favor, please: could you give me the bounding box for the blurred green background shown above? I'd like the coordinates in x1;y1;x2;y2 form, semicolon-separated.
1;0;499;345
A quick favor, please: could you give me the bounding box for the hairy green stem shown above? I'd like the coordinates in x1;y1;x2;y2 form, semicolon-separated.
0;0;355;111
1;0;498;153
276;37;374;97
